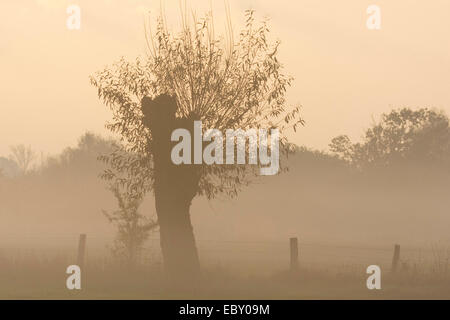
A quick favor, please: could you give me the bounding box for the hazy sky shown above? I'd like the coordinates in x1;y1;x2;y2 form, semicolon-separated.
1;0;449;157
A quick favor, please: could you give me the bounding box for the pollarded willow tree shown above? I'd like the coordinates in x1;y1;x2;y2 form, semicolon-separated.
90;9;303;280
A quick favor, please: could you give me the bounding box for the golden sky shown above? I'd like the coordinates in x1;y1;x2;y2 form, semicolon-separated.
1;0;449;156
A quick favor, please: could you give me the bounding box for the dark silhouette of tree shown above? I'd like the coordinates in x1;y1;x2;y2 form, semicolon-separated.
330;108;450;169
90;9;303;280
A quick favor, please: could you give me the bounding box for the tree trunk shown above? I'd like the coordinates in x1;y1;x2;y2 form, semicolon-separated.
155;189;200;280
141;94;202;281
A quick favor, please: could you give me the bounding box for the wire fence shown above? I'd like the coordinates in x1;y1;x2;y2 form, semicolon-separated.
0;234;448;276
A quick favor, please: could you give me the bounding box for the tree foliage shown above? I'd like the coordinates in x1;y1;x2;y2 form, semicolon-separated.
90;10;303;200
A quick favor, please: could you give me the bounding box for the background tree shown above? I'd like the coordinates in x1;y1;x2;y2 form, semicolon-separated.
103;184;158;269
330;108;450;169
54;132;115;171
90;9;303;280
9;145;36;175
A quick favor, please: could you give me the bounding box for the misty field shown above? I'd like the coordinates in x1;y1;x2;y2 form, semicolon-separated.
0;235;449;299
1;126;450;299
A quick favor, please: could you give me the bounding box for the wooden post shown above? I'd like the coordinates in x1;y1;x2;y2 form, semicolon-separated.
290;237;299;271
77;234;87;269
391;244;400;273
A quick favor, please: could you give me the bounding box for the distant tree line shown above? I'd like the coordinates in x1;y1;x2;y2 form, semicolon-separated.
330;108;450;170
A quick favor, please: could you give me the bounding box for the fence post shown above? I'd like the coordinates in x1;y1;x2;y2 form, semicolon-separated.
391;244;400;273
290;237;299;272
77;233;87;269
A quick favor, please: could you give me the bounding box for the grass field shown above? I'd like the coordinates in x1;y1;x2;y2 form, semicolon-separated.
0;236;449;299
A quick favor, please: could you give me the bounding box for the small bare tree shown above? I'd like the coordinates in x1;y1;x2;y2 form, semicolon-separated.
9;145;36;174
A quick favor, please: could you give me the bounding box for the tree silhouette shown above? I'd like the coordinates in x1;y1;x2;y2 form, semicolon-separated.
103;184;157;269
90;9;303;280
9;145;36;175
330;108;450;169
